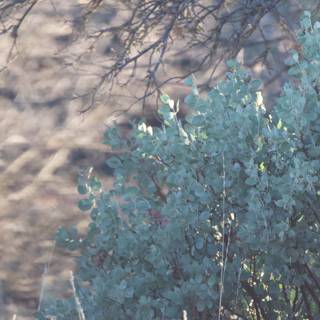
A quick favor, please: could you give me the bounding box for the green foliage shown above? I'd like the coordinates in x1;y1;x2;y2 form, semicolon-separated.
38;12;320;319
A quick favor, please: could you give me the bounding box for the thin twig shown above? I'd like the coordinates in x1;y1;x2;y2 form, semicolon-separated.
218;151;226;320
70;271;86;320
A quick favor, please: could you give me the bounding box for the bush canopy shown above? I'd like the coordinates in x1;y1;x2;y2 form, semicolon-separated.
38;11;320;320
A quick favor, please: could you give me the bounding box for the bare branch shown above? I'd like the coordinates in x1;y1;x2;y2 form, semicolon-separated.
0;0;310;113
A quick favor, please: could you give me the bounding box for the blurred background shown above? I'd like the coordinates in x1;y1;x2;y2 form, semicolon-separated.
0;0;319;318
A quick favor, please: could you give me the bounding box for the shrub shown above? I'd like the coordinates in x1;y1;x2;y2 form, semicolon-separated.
38;11;320;320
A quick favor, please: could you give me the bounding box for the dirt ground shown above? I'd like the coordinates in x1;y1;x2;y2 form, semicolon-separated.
0;0;310;318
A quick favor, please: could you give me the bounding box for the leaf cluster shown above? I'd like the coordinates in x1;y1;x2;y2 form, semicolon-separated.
38;12;320;320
